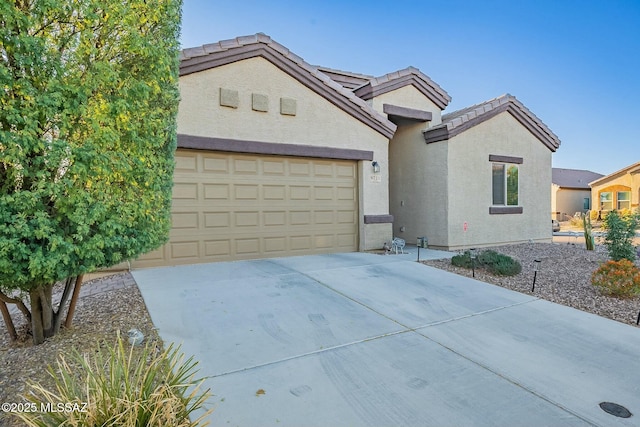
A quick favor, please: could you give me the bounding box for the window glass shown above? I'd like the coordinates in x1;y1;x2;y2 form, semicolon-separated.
600;192;613;211
617;191;631;210
492;164;505;205
492;163;518;206
583;197;590;210
506;165;518;206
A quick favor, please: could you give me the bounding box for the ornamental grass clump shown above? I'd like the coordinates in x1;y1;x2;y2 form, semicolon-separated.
591;259;640;298
14;336;212;427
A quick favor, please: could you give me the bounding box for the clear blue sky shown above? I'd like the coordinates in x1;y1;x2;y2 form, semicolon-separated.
180;0;639;176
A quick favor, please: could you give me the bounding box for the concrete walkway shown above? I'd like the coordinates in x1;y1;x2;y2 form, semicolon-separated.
133;252;640;427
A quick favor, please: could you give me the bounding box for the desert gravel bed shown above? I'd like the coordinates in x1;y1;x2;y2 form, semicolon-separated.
423;242;640;326
0;274;160;427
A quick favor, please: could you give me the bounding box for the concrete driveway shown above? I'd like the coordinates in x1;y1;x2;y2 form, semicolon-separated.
133;251;640;427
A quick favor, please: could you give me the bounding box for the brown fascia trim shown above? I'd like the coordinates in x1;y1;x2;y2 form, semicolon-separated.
489;154;523;164
364;214;394;224
179;45;395;139
489;206;523;215
178;134;374;161
383;104;432;122
424;103;559;152
355;75;449;110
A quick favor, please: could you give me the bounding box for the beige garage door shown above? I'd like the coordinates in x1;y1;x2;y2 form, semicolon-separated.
133;149;358;267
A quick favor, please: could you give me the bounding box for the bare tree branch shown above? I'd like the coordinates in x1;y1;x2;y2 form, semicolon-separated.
0;300;17;341
0;290;32;323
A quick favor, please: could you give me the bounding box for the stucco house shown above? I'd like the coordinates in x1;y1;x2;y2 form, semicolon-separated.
590;161;640;217
551;168;603;221
133;33;560;267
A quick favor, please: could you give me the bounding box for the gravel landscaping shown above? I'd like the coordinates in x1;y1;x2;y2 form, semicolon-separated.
423;242;640;326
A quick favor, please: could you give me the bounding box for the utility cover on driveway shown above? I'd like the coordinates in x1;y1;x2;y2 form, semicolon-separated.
134;252;640;426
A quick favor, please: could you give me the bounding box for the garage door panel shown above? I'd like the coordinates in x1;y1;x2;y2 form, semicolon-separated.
338;233;357;247
236;238;260;255
315;235;335;248
263;185;286;200
170;241;200;259
204;183;229;200
338;210;356;223
175;154;197;171
132;150;358;267
264;237;287;253
172;212;199;229
235;211;260;227
234;184;259;200
263;160;285;175
337;186;356;200
289;161;311;175
290;186;311;200
204;239;231;257
173;183;198;200
314;163;333;176
264;211;286;226
204;212;230;228
314;186;333;200
315;210;334;224
203;156;229;173
233;159;259;174
337;164;356;178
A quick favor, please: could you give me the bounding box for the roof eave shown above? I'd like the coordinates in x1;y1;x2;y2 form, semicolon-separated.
354;71;451;110
423;97;560;152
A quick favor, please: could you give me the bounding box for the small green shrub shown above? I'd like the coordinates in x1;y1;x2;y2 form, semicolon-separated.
15;336;212;427
589;209;599;222
451;250;521;276
591;259;640;298
602;209;639;262
451;251;473;268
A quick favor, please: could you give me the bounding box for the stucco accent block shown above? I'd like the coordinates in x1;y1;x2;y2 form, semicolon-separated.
220;88;239;108
364;214;394;224
178;134;374;161
280;97;297;115
489;154;523;164
252;93;269;112
489;207;523;214
383;104;432;122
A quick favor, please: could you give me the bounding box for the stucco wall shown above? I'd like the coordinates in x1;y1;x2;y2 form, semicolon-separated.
552;187;591;220
370;85;443;126
591;172;640;212
178;57;392;250
444;112;553;249
389;120;449;247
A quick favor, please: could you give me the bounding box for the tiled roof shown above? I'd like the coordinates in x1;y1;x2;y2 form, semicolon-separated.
423;94;561;152
589;161;640;186
315;66;374;90
180;33;396;139
352;67;451;110
552;168;604;189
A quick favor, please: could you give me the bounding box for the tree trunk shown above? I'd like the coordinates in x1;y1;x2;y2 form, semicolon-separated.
64;275;83;329
0;300;17;341
30;283;55;345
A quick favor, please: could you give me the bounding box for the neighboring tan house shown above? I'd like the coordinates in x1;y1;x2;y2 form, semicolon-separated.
551;168;604;221
590;161;640;218
133;33;560;267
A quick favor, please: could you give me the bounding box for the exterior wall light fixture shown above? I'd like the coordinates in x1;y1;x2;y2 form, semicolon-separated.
372;161;380;174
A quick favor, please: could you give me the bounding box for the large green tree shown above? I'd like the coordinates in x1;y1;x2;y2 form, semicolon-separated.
0;0;181;344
